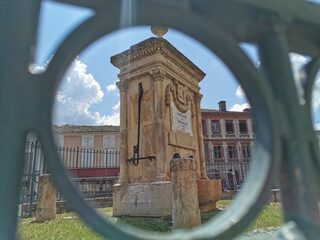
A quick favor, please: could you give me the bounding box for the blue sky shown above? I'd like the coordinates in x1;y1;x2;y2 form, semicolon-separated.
37;1;320;129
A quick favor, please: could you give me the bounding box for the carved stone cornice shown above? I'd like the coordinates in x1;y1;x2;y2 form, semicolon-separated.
165;79;194;117
111;37;206;82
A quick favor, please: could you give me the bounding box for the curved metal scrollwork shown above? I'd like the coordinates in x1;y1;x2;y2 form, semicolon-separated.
1;0;320;239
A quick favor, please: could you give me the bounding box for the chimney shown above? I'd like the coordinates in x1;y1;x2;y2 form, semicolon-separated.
218;101;226;111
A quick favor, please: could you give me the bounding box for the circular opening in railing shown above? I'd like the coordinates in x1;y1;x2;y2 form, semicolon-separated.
23;25;272;237
21;2;278;239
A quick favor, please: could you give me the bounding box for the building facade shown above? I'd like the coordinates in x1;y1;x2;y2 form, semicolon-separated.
201;101;254;189
52;125;120;176
21;127;120;215
53;125;120;150
25;125;120;174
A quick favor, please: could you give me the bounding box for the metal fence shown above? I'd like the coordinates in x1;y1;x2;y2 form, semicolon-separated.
20;141;120;217
58;146;119;168
20;141;45;216
206;160;250;191
56;176;118;201
57;146;120;177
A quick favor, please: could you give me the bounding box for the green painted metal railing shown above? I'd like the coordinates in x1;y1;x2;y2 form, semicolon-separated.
1;0;320;239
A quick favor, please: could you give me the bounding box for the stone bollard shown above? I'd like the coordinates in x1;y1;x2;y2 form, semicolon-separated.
170;157;201;229
36;174;56;222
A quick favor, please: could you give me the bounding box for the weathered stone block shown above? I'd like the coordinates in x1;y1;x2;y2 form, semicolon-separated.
36;174;56;222
197;178;222;213
113;181;172;217
171;158;201;229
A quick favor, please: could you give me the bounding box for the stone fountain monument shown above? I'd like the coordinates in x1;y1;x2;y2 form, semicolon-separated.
111;27;221;217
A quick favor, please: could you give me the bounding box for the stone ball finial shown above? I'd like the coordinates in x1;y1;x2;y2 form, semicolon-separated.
151;26;168;38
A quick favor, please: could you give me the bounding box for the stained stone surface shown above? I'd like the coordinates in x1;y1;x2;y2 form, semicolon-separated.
197;178;222;213
171;158;201;229
35;175;56;222
113;181;172;217
111;33;221;217
151;26;168;38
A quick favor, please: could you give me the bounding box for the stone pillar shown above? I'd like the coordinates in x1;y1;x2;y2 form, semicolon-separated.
36;174;56;222
116;80;129;183
234;119;239;138
247;119;253;138
223;141;228;162
220;119;226;138
151;68;167;181
195;93;208;179
171;158;201;229
237;141;242;161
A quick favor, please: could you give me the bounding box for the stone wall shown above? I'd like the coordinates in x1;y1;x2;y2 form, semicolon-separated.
113;181;172;217
19;197;113;218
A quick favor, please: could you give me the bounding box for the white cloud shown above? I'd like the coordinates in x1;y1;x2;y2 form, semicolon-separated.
102;101;120;126
235;85;245;98
312;77;320;112
112;101;120;111
290;53;309;100
53;58;120;125
290;53;308;67
106;82;118;93
229;103;250;112
289;53;320;113
315;122;320;130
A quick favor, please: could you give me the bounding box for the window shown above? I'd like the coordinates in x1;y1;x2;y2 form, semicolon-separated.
242;144;251;159
202;120;208;137
225;120;234;134
213;169;220;179
227;145;237;160
82;135;94;148
211;120;221;135
213;146;222;159
204;142;210;160
239;120;248;134
103;135;116;149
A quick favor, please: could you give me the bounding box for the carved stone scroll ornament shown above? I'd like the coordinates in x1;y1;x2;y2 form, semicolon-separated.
165;79;194;117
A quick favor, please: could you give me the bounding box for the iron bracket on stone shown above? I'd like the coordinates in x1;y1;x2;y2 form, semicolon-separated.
128;82;156;166
127;155;156;166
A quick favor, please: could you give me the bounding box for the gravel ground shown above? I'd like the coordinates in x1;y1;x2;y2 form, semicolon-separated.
243;227;280;237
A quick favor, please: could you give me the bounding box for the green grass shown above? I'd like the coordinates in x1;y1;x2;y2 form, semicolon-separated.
19;212;102;240
246;203;283;232
19;201;283;239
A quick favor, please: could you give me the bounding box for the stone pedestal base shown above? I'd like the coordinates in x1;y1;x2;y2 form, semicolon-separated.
197;179;222;213
171;158;201;229
36;174;56;222
113;181;172;217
